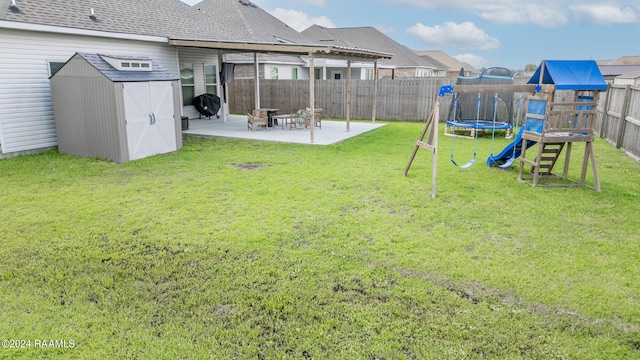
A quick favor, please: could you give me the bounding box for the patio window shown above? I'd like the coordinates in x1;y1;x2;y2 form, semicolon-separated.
180;63;194;106
205;64;217;95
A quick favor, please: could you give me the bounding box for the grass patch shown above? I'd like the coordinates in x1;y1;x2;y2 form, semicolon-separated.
1;123;639;359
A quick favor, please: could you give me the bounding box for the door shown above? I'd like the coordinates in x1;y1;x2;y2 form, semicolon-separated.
123;82;176;161
149;82;177;155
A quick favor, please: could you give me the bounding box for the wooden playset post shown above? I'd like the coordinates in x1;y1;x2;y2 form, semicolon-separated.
404;85;452;198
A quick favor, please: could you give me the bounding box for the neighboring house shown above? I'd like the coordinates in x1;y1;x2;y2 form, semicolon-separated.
224;53;309;80
597;56;640;83
599;65;640;83
606;56;640;65
613;69;640;85
0;0;387;157
415;50;479;77
300;25;436;80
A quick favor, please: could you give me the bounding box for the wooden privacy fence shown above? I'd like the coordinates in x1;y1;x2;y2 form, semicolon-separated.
227;78;454;121
228;79;640;162
595;84;640;162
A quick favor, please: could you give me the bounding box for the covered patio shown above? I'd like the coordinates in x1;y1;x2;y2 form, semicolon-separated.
182;115;385;145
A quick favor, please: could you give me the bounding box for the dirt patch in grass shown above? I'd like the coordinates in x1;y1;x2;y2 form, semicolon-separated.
234;162;268;171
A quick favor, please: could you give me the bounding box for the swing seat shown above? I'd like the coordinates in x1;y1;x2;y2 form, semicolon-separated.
451;155;476;169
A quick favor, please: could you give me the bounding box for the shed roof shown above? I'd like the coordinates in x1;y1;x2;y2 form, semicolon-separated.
55;53;179;82
527;60;607;91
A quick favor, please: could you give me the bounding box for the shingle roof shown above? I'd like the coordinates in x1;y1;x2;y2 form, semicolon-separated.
301;25;434;68
416;50;478;73
0;0;313;44
599;65;640;77
191;0;314;44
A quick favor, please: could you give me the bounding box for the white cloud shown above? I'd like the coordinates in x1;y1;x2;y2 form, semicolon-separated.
269;8;336;32
297;0;327;7
406;21;500;51
385;0;640;27
569;4;637;25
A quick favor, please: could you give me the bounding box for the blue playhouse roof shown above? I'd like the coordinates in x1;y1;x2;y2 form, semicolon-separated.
527;60;607;91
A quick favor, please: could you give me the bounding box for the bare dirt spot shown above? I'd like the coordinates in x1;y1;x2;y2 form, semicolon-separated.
234;162;267;171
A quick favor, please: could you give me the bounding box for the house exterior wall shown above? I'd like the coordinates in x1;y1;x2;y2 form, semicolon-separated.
231;63;309;80
176;47;222;119
264;64;308;80
0;28;177;155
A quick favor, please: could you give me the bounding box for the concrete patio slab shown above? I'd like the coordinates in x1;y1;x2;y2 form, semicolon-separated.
182;115;385;145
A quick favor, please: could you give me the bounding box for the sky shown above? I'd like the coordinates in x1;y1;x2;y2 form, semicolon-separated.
180;0;640;70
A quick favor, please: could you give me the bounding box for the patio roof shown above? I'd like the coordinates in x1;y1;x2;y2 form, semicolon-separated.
168;38;393;61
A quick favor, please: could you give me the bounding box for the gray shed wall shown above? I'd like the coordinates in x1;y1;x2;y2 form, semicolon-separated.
51;56;128;163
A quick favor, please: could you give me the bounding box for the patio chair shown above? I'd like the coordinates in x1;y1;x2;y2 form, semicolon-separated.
247;109;268;131
287;108;323;130
312;108;323;129
287;108;310;130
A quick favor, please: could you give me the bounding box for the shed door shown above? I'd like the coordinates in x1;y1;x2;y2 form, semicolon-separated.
123;82;176;161
149;82;176;155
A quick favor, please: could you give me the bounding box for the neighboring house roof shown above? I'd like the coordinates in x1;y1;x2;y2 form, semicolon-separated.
615;69;640;80
301;25;435;69
606;56;640;65
61;53;179;82
598;65;640;77
416;50;478;73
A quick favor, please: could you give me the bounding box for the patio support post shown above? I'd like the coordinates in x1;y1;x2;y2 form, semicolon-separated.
254;52;260;110
309;52;315;143
346;59;351;132
217;50;227;123
372;60;378;124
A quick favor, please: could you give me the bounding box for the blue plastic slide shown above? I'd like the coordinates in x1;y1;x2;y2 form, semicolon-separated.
486;126;536;168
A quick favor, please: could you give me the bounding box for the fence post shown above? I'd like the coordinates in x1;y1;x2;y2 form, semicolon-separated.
615;85;631;148
599;84;611;138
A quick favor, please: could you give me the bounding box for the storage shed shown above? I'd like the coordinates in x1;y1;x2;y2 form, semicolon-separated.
50;53;182;163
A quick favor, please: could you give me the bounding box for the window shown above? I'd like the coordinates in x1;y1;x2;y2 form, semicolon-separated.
364;68;374;80
47;60;66;77
270;67;278;80
205;64;217;95
314;68;321;80
331;71;342;80
180;63;194;106
291;68;298;80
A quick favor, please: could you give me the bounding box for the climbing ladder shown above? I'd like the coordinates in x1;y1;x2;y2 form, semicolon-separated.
535;143;565;176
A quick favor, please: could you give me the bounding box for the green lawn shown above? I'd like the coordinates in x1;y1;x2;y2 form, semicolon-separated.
1;123;639;359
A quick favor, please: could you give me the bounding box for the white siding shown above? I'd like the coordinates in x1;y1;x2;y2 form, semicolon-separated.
177;47;222;119
0;28;178;154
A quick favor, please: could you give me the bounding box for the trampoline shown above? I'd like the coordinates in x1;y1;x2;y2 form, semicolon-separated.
445;67;515;137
